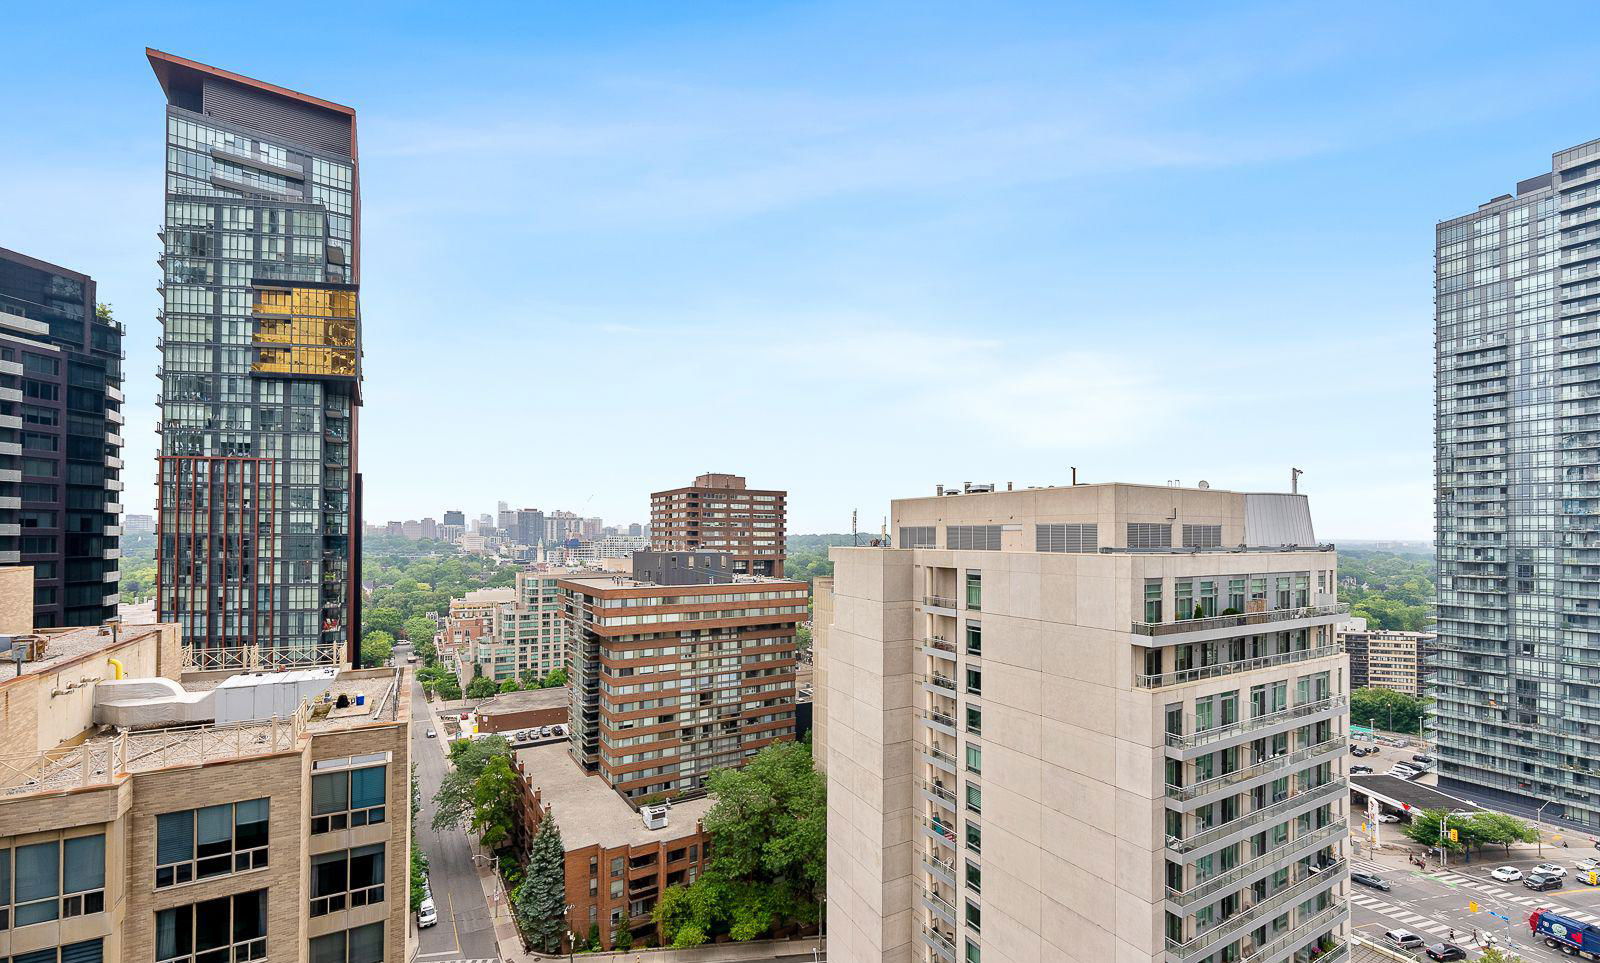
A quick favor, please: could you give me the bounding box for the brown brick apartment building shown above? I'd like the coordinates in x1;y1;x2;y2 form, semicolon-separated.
560;552;806;800
649;474;786;576
0;570;411;963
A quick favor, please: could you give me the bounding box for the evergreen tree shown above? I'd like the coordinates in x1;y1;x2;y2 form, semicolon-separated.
514;815;568;952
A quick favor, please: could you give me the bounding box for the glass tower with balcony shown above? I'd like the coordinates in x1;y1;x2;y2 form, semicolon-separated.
0;247;124;626
148;50;362;666
1434;137;1600;826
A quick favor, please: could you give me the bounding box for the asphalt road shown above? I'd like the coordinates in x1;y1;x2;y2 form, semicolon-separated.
410;654;502;963
1349;850;1600;961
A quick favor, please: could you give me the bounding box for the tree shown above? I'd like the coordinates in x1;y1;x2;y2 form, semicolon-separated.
514;815;567;952
466;676;499;699
540;667;569;689
1478;948;1523;963
653;740;825;945
404;615;438;647
519;669;542;689
434;675;462;701
362;631;394;667
365;607;403;639
431;735;510;832
469;755;520;849
612;917;634;951
1350;687;1429;735
499;677;519;694
1467;811;1539;854
794;625;812;653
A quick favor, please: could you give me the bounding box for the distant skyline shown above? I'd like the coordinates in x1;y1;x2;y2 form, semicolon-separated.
11;2;1600;539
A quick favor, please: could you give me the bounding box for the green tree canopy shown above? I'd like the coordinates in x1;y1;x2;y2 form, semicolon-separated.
362;631;394;667
403;615;437;645
1350;687;1429;735
364;607;403;639
469;755;520;850
653;740;825;946
514;815;567;952
540;667;568;688
431;735;511;832
465;676;499;699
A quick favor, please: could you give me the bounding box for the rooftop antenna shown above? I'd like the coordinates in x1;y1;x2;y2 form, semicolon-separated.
851;510;859;547
1071;466;1078;485
1290;467;1303;494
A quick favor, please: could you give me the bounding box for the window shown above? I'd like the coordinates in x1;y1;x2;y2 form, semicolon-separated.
1143;579;1162;623
1035;523;1097;553
899;526;935;548
965;705;981;735
966;899;981;932
1127;523;1171;548
309;923;383;963
1181;524;1222;548
156;890;266;963
7;940;102;963
156;798;269;887
965;859;981;893
62;835;104;918
966;940;981;963
965;745;982;774
964;622;981;656
965;667;982;695
965;571;981;611
948;526;1002;551
965;821;981;854
311;844;385;916
312;765;387;833
965;783;982;814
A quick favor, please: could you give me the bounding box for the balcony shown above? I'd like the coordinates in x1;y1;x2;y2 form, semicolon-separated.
1166;858;1345;963
921;885;957;926
922;594;959;611
0;551;16;564
1166;819;1347;911
921;924;956;961
0;414;18;430
928;673;957;693
1137;644;1344;689
0;442;22;457
1132;604;1349;643
0;359;20;376
919;708;958;737
1166;736;1347;804
1238;903;1348;963
1167;780;1345;855
922;850;956;886
0;497;18;510
920;777;957;810
0;524;20;537
922;813;957;849
924;636;956;656
1167;696;1349;752
924;743;957;774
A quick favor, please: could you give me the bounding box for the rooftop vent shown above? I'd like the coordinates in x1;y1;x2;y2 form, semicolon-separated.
641;804;670;830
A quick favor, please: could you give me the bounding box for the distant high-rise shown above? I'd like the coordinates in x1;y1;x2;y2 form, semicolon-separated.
443;509;465;528
627;522;643;537
1433;138;1600;824
515;508;544;546
419;517;438;540
650;473;786;576
151;49;362;666
0;247;124;626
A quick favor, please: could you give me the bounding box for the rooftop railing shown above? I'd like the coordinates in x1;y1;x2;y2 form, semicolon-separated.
182;642;343;672
1137;644;1344;689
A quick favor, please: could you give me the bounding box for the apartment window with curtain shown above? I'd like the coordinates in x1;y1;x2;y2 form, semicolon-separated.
965;783;982;814
156;890;267;963
312;764;387;833
155;799;269;887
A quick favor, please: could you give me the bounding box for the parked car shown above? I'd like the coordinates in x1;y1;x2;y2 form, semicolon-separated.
1384;930;1425;950
1576;858;1600;872
1526;872;1563;891
1534;862;1569;878
1491;866;1524;882
1350;765;1373;774
1412;754;1435;764
1351;871;1391;891
418;898;437;928
1425;943;1467;962
1350;746;1368;756
538;726;553;737
553;724;567;736
1388;768;1420;780
1375;813;1400;823
425;728;436;738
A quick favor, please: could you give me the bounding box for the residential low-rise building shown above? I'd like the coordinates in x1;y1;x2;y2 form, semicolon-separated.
513;742;711;949
482;570;587;683
1337;619;1437;697
0;569;411;963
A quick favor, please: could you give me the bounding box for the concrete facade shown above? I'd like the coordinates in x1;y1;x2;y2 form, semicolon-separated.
817;482;1350;963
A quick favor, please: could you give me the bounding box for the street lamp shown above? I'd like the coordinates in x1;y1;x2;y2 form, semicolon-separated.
1440;809;1474;870
1538;800;1554;858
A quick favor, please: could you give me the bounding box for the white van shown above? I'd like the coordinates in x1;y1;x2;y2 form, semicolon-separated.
418;898;437;928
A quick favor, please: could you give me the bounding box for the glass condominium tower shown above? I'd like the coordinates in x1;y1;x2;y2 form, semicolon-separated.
149;50;362;667
1435;137;1600;826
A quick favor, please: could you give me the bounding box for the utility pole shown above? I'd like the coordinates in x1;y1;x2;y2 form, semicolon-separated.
852;510;858;547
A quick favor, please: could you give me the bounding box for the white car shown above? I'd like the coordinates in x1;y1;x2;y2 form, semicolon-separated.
1491;866;1523;882
1576;858;1600;872
1534;863;1569;878
1375;814;1400;824
417;897;437;928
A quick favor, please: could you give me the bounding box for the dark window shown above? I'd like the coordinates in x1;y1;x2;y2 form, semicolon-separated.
311;765;386;834
22;355;59;377
20;405;57;426
22;380;58;401
155;891;266;963
155;799;269;888
21;458;56;478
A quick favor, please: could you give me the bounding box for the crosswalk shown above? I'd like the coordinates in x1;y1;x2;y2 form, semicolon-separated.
1430;870;1600;921
1347;891;1458;936
1348;868;1600;939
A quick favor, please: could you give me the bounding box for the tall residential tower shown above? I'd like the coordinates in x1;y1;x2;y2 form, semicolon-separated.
650;473;786;576
0;247;124;627
816;482;1349;963
1433;138;1600;825
149;50;362;667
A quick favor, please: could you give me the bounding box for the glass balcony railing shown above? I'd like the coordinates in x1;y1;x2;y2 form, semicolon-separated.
1166;858;1345;959
1167;780;1344;855
1137;644;1344;689
1166;819;1347;910
1167;737;1347;802
1167;696;1348;750
1240;902;1348;963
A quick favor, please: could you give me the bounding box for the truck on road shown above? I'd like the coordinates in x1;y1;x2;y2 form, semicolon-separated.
1531;907;1600;958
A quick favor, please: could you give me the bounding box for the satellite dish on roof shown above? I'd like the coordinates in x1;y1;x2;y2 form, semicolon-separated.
1197;481;1210;489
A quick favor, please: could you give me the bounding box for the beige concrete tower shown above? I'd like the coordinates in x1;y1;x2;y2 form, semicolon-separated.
815;482;1350;963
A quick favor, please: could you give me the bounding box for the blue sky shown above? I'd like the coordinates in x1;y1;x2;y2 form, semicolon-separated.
6;2;1599;538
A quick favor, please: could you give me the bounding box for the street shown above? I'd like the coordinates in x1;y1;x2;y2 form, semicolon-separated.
409;646;503;963
1350;847;1600;961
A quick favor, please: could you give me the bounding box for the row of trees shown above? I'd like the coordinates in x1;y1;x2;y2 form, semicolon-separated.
1401;807;1539;856
1339;549;1433;632
463;667;568;699
1350;686;1430;735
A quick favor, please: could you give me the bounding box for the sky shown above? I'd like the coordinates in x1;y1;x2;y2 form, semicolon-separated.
6;2;1600;540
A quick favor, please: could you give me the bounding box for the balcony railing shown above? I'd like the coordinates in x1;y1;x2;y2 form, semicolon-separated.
1239;902;1348;963
920;708;958;729
1134;603;1349;638
921;924;956;957
1167;780;1344;854
1167;858;1345;959
923;814;957;846
1137;644;1344;689
1167;696;1348;750
923;850;956;880
921;778;957;806
922;885;958;921
929;674;957;692
925;636;956;654
923;595;959;609
1166;737;1347;802
1166;819;1347;910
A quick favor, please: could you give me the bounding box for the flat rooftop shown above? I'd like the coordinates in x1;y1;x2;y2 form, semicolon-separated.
0;623;168;682
559;574;802;592
474;687;568;715
516;742;713;850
